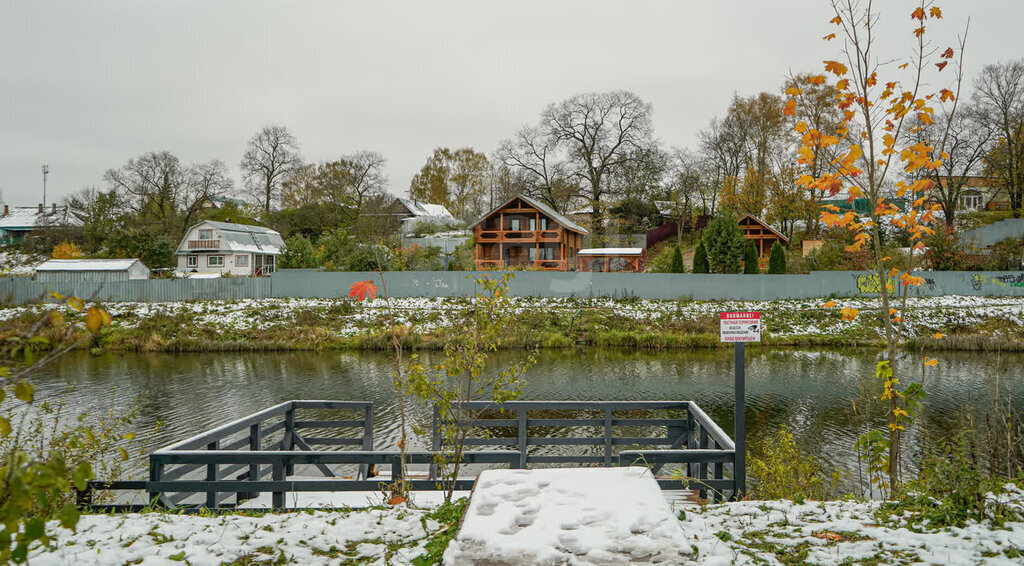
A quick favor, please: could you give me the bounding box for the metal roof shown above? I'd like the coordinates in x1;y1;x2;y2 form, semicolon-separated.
36;258;146;272
577;248;644;256
395;198;454;219
176;221;285;255
470;194;589;235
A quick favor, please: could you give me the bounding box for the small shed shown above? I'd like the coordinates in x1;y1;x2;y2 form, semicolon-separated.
737;215;789;258
35;259;150;284
577;248;644;272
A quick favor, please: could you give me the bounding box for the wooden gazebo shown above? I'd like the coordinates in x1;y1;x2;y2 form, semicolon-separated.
738;214;788;258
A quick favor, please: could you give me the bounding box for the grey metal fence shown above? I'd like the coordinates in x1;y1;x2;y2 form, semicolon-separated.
5;269;1024;305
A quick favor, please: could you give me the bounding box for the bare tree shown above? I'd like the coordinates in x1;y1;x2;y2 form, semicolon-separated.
495;125;575;213
541;91;655;242
104;151;232;238
973;60;1024;216
906;107;993;225
241;125;303;213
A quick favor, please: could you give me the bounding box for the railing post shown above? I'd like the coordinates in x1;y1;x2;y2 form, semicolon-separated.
245;422;261;502
360;405;374;480
206;440;219;509
603;408;613;467
517;408;528;469
429;405;441;480
686;411;697;479
698;427;709;500
283;407;296;476
272;460;285;510
148;455;164;508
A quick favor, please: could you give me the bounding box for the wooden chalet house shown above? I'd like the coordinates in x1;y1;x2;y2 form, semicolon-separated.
738;214;789;258
470;195;588;270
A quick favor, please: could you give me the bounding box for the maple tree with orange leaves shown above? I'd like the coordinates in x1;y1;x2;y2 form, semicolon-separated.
787;0;968;491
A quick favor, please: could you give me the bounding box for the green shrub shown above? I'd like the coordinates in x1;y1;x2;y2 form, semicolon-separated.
749;425;840;501
692;240;710;274
768;242;786;274
280;234;319;268
743;240;759;274
703;212;745;273
669;245;685;273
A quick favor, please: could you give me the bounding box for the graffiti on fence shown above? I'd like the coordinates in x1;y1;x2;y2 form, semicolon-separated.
972;274;1007;291
994;274;1024;288
854;273;897;295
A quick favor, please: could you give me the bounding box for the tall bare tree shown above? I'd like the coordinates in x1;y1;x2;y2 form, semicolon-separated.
104;151;231;238
973;60;1024;216
241;125;303;213
906;107;993;225
282;151;388;213
496;125;574;212
541;91;655;242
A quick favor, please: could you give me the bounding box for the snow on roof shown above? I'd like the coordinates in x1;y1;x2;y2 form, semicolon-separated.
396;198;454;219
36;259;145;272
577;247;644;256
0;206;83;230
177;221;285;255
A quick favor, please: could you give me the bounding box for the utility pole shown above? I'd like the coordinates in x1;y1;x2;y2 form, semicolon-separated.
41;164;50;208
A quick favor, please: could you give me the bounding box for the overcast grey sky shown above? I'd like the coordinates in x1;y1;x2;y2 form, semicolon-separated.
1;0;1021;207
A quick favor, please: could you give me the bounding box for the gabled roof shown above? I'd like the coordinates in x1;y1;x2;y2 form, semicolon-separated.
36;258;147;272
470;194;589;235
737;214;789;243
0;206;83;230
176;220;285;255
395;198;454;219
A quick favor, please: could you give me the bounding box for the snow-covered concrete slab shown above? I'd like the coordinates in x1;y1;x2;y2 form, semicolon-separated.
444;467;692;565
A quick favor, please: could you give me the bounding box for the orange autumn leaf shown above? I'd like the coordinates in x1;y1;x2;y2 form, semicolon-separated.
889;308;899;316
936;61;948;72
941;47;954;59
808;75;826;86
923;358;938;367
840;307;859;321
933;332;944;340
387;494;407;505
824;60;847;76
822;300;837;309
814;531;842;542
939;89;954;102
893;317;902;323
783;99;796;116
830;16;842;25
786;86;802;96
914;26;926;38
795;121;808;134
929;6;942;18
349;280;378;301
899;62;909;69
911;7;925;21
823;33;836;41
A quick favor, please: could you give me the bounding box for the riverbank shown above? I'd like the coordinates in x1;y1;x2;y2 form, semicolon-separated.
2;295;1023;353
28;485;1024;565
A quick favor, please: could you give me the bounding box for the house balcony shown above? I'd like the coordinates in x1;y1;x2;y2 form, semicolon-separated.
474;259;569;271
187;239;220;250
476;229;562;243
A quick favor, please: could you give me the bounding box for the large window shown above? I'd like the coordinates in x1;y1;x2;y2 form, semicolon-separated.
961;193;983;211
208;255;224;267
199;229;213;240
235;255;249;267
186;255;198;268
510;218;520;231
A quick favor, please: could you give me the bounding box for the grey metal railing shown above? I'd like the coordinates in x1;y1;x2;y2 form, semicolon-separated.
79;399;737;511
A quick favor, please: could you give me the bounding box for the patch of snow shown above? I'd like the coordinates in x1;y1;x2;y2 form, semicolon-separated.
444;467;691;565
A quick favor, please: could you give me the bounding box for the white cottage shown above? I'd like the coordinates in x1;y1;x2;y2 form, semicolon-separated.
175;221;284;276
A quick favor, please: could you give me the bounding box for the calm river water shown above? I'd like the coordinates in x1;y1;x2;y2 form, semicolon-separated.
31;347;1024;492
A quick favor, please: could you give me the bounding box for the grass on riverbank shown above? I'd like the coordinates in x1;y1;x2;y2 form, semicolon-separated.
1;295;1022;353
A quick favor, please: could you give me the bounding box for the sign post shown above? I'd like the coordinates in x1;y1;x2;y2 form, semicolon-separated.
720;311;760;500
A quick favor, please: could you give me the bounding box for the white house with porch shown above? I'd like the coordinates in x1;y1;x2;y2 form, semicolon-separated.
175;221;284;277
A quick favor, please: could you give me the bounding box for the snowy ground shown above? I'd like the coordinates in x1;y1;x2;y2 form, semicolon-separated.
29;484;1024;565
2;294;1023;341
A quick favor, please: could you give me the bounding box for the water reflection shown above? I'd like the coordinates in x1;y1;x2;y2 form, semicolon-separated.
33;347;1024;492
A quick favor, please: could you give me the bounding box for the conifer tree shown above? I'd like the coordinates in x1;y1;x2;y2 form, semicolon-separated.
692;240;710;274
743;240;760;274
768;242;787;274
669;245;685;273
